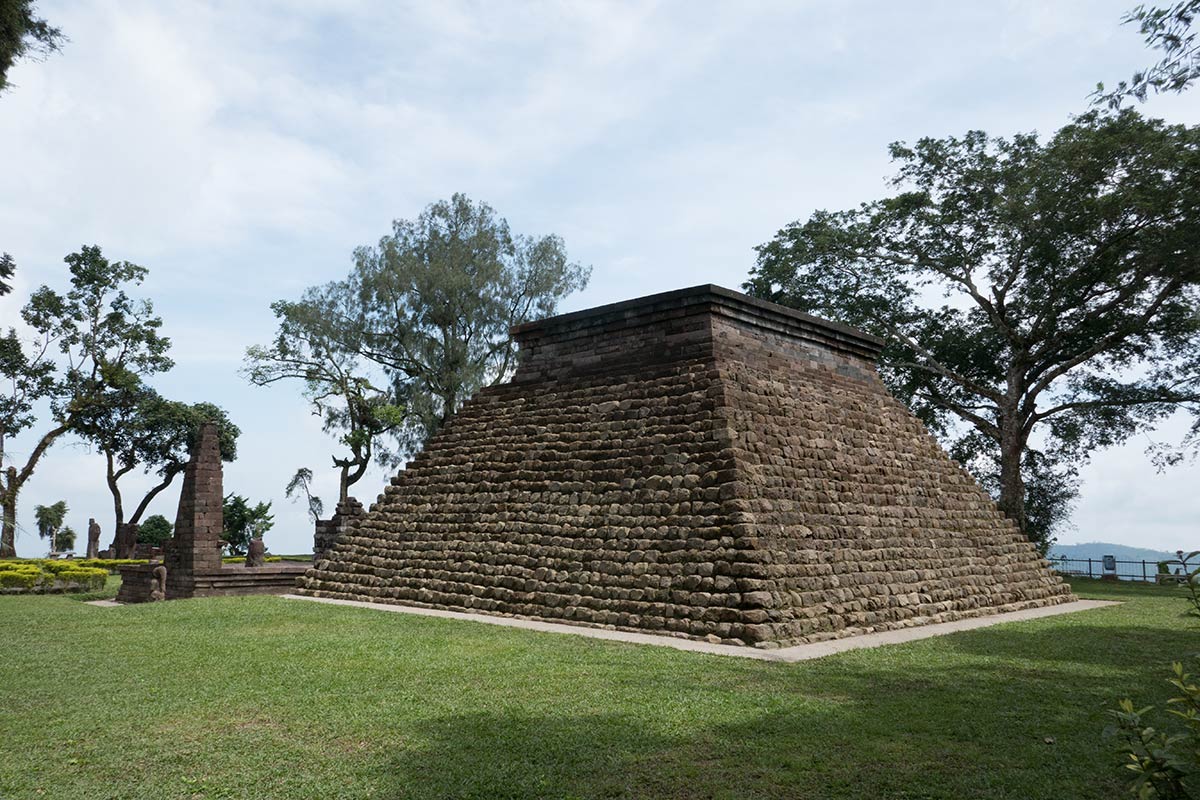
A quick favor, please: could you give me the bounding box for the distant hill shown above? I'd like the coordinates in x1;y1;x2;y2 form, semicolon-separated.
1048;542;1183;564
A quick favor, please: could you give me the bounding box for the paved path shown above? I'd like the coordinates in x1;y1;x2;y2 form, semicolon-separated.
280;595;1119;663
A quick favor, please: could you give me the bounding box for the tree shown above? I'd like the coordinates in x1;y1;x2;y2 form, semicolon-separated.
0;253;13;296
0;246;172;557
221;494;274;556
73;375;238;537
55;524;74;551
243;286;403;500
136;513;172;547
745;110;1200;552
0;0;64;93
1097;1;1200;108
33;499;66;550
285;467;324;523
349;193;590;452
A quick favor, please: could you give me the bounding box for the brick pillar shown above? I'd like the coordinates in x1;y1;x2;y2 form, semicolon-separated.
165;422;225;597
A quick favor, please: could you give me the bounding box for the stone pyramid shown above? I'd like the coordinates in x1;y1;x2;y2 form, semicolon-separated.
296;285;1073;648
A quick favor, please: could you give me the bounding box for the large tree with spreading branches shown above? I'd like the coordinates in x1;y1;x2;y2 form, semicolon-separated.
350;193;591;452
243;285;402;502
746;109;1200;551
247;194;590;498
0;246;172;557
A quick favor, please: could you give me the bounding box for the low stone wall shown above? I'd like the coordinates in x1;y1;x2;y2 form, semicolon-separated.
116;563;163;603
118;562;309;602
186;564;309;596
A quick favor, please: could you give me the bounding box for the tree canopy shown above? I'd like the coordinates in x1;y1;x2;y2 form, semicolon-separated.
1097;1;1200;107
746;109;1200;551
222;494;274;556
351;194;590;451
136;514;172;547
246;194;589;493
1;246;172;557
33;499;66;549
0;253;13;296
73;373;239;534
243;285;402;500
0;0;64;94
285;467;323;523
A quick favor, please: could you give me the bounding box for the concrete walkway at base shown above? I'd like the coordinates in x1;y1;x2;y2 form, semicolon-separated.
280;595;1119;663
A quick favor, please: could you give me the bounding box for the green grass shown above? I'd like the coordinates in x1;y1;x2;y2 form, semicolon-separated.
1;578;1196;799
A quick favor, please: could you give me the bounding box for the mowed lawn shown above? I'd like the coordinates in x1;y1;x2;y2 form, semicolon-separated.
0;578;1194;800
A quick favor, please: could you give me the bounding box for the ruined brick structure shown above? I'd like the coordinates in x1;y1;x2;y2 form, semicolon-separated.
313;497;365;561
117;422;306;602
108;522;139;560
296;285;1073;647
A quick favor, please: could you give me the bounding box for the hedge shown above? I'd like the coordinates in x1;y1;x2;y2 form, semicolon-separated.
0;561;108;593
0;558;148;574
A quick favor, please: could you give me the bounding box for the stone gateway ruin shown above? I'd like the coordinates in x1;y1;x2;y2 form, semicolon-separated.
116;422;307;602
296;285;1073;648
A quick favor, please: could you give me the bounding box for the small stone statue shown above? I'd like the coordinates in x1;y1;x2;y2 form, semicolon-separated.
246;537;265;568
86;518;101;559
149;565;167;602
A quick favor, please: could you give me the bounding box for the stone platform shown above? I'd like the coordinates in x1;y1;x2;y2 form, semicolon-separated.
283;594;1118;662
116;562;309;603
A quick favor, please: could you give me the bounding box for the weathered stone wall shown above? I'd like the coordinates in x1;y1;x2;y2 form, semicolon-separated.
298;285;1072;647
314;497;365;561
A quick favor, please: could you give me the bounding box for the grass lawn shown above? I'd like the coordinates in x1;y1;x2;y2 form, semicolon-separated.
1;577;1195;799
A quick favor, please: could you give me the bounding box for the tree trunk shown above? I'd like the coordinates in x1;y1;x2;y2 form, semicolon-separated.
0;426;68;558
106;452;125;534
997;414;1028;537
0;472;16;558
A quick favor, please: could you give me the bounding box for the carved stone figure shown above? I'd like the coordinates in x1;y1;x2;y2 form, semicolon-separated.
245;537;265;568
86;519;101;559
149;565;167;602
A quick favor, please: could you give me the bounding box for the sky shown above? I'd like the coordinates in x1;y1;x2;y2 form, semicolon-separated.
1;0;1198;557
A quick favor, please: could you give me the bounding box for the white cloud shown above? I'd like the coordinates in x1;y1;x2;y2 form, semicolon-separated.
3;0;1199;559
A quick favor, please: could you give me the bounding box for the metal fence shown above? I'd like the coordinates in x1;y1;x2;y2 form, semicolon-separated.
1049;556;1187;583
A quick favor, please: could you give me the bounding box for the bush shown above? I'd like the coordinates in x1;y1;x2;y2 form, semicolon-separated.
1108;661;1200;798
54;568;107;591
0;566;42;589
0;561;115;592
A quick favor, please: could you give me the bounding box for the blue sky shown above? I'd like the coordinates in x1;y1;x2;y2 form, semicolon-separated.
2;0;1198;556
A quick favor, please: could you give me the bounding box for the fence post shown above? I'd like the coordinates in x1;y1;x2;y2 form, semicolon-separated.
1088;558;1093;578
1143;560;1147;582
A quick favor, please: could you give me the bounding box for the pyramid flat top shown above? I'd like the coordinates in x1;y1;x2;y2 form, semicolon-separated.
513;284;884;360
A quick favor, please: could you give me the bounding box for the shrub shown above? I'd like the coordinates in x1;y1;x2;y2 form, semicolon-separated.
0;561;114;592
0;568;41;589
54;568;108;591
1108;661;1200;799
1175;552;1200;618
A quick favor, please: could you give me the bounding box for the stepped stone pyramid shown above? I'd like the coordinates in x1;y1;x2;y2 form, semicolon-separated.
296;285;1073;648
